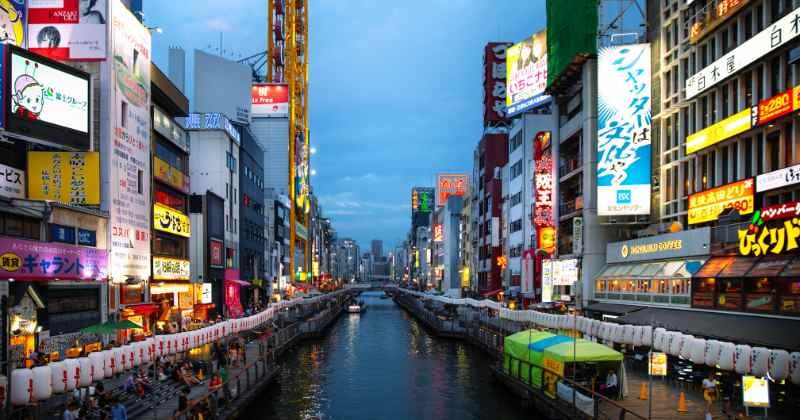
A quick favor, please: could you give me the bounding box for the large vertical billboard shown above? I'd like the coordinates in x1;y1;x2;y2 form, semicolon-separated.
28;0;108;61
597;43;651;216
534;131;555;255
483;42;512;127
437;173;468;207
506;30;550;116
411;187;434;215
104;0;150;282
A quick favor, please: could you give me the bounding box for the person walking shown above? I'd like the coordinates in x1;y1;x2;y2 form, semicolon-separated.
702;372;719;418
110;397;127;420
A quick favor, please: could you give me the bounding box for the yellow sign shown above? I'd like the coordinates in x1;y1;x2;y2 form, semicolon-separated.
688;178;754;224
685;109;752;154
543;357;564;376
622;240;682;258
152;256;190;280
649;352;667;376
739;219;800;256
743;376;770;408
153;203;191;238
461;266;470;288
153;156;189;193
27;152;100;205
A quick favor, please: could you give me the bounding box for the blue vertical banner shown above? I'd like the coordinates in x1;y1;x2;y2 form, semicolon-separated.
597;43;652;216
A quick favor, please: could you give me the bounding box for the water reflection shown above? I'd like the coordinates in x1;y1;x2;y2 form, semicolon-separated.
243;292;530;420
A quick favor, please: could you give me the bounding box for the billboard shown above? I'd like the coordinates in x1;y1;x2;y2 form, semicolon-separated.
251;83;288;117
28;0;108;61
597;44;651;216
7;45;90;149
193;49;251;124
506;30;550;116
0;162;24;198
433;224;443;242
437;173;467;207
483;42;512;127
411;187;434;215
153;202;190;238
534;131;555;255
104;0;150;282
27;151;99;204
685;108;751;154
0;0;26;48
152;256;190;281
0;236;107;280
688;178;753;225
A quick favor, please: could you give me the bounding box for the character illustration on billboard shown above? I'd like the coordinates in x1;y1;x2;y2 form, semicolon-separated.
35;26;61;48
11;61;44;121
0;0;24;47
80;0;106;24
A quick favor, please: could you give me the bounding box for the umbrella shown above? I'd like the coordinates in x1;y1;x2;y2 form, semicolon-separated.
80;321;117;334
115;320;143;329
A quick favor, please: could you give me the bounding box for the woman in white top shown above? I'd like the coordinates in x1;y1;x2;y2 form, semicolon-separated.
702;372;718;415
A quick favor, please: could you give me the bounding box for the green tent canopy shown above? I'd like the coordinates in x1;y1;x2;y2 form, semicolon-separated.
503;329;555;389
115;320;143;329
81;321;118;334
543;339;623;363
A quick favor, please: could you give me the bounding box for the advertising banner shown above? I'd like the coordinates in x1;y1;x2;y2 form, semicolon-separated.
105;0;150;282
756;163;800;192
607;227;711;264
649;352;667;376
0;236;107;280
483;42;512;127
411;187;434;215
534;131;555;255
0;162;24;198
153;156;189;194
251;83;288;117
0;0;26;48
433;224;443;242
597;43;651;216
152;256;190;281
200;283;212;304
27;151;99;204
686;5;800;99
686;108;751;154
506;30;550;116
743;376;770;408
179;112;241;144
739;202;800;256
689;0;750;44
153;202;190;238
541;259;553;303
28;0;108;61
437;174;467;207
688;178;753;225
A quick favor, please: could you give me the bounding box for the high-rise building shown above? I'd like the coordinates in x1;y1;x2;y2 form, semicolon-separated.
371;239;383;259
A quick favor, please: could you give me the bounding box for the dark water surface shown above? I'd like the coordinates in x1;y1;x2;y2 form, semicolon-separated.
241;292;531;420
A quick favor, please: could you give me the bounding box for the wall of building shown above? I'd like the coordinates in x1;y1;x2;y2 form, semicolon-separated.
251;117;290;196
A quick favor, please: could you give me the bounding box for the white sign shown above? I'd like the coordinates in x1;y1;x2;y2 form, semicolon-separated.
742;375;770;408
686;7;800;99
541;259;553;303
756;163;800;192
552;259;579;286
105;0;151;283
28;0;108;61
573;217;583;255
152;257;190;281
201;283;213;304
0;163;24;199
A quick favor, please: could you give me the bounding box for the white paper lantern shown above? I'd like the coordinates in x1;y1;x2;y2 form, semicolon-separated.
632;326;644;347
667;332;682;356
769;349;790;381
122;345;135;370
64;359;79;391
78;357;92;387
641;326;653;347
49;361;67;394
89;352;104;382
734;344;752;374
653;328;666;351
102;350;115;377
704;340;721;367
143;339;154;364
32;366;51;401
789;352;800;384
10;369;33;405
680;335;694;359
750;347;770;377
689;338;706;365
718;342;736;371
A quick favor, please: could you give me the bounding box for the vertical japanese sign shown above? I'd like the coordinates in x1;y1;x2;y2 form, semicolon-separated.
28;0;108;61
27;151;99;204
534;131;555;255
483;42;512;127
436;174;468;207
105;0;150;283
411;187;434;215
597;43;652;216
506;30;550;116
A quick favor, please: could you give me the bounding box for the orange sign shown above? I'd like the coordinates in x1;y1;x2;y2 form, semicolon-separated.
154;156;189;193
688;178;754;224
755;84;800;126
690;0;750;44
433;224;443;242
437;174;468;207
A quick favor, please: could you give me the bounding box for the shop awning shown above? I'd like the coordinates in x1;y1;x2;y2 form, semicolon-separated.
597;259;706;280
614;307;800;351
780;256;800;276
717;257;759;277
655;259;706;278
694;256;735;278
151;283;191;294
482;288;503;298
747;256;792;277
124;303;160;315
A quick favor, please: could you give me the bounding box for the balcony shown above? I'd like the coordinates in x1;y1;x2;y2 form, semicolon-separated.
558;159;582;178
559;196;583;219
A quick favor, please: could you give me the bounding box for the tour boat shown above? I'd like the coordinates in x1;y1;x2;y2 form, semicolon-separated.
348;301;367;313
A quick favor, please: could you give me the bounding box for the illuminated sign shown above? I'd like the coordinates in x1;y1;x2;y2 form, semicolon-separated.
483;42;513;126
621;240;682;258
755;86;798;126
0;237;107;280
649;352;667;376
686;6;800;99
27;152;100;205
739;204;800;256
757;163;800;192
689;0;750;44
153;156;189;194
506;30;550;116
607;228;711;264
597;44;651;215
411;187;434;214
688;178;754;225
534;131;556;255
686;109;751;154
153;203;191;238
152;257;191;281
209;238;224;268
743;376;770;408
496;255;508;270
153;106;189;152
549;259;578;286
251;84;288;117
461;266;470;288
0;162;24;199
433;224;443;242
179;112;241;145
437;174;468;207
759;201;800;222
201;283;213;304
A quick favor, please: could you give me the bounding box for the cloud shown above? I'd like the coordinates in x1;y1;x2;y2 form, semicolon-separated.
317;191;408;213
205;18;232;32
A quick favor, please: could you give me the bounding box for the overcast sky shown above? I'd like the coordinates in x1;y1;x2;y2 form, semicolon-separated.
145;0;546;251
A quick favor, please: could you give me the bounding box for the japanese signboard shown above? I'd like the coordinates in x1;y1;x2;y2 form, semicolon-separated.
534;131;556;254
28;0;108;61
152;256;190;281
649;352;667;376
27;151;99;204
686;109;752;154
411;187;434;215
433;224;443;242
0;236;107;280
547;259;578;286
437;174;468;207
541;258;553;303
689;0;750;44
153;156;189;194
483;42;512;127
153;202;190;238
251;83;288;117
105;0;151;283
506;30;550;116
0;162;24;198
757;163;800;192
686;5;800;99
739;202;800;256
688;178;754;225
597;44;651;216
179;112;241;145
209;238;223;268
742;376;770;408
755;85;798;126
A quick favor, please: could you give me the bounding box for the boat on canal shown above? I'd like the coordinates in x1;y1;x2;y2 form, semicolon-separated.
348;300;367;313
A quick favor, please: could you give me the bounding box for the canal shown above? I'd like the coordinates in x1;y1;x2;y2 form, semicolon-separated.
242;291;531;419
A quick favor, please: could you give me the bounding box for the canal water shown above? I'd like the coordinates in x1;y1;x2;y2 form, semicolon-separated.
242;291;531;419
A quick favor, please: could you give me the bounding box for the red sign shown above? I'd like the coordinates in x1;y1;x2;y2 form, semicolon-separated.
433;224;444;242
154;190;184;210
755;85;800;126
209;239;224;268
251;84;288;116
437;174;468;207
483;42;512;127
760;201;800;222
534;132;555;256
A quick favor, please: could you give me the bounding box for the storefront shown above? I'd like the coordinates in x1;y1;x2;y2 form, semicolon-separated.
148;256;194;332
224;268;247;318
592;228;710;308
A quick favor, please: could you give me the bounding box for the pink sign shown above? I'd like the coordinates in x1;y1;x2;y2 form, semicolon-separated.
0;237;108;280
224;280;243;318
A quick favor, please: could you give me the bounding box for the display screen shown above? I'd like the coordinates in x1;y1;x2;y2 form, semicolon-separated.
6;46;90;149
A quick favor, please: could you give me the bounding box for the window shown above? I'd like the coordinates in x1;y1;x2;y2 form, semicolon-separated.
510;191;522;207
137;170;143;194
1;214;40;239
121;101;128;127
511;160;522;179
510;132;522;153
510;219;522;233
745;137;753;176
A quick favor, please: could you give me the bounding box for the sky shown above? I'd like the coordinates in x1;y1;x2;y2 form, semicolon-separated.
145;0;547;251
